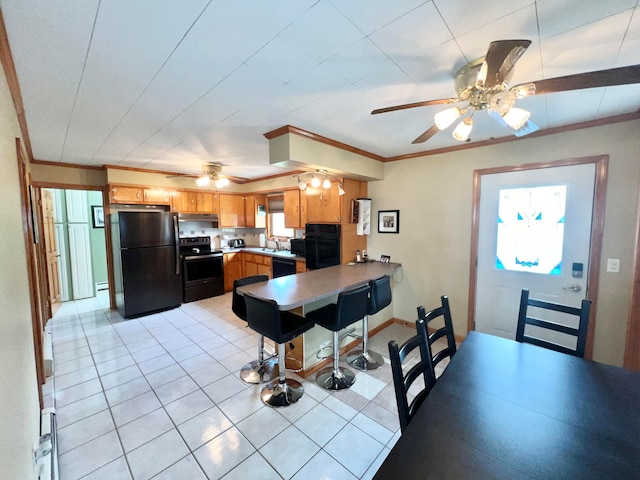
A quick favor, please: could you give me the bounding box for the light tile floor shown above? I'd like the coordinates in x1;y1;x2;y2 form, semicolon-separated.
47;291;426;480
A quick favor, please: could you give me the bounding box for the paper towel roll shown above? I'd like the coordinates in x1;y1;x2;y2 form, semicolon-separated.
259;233;266;247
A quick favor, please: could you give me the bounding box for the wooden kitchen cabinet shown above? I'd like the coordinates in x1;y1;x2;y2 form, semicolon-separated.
284;190;307;228
224;252;244;292
219;194;246;227
296;259;306;274
110;185;170;205
172;190;197;212
244;194;256;228
196;192;219;214
305;182;341;223
243;253;272;278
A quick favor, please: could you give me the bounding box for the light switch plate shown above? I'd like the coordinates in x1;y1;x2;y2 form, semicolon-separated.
606;258;620;273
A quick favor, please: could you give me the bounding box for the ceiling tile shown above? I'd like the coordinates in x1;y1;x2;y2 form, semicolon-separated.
332;0;428;35
435;0;535;37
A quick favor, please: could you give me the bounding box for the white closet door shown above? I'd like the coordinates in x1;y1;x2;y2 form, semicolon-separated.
68;224;93;299
54;224;69;301
65;190;88;223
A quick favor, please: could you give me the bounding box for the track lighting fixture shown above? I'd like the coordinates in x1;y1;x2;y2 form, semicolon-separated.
295;170;346;196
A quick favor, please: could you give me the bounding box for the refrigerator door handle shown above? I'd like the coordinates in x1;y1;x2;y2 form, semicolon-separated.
173;215;180;275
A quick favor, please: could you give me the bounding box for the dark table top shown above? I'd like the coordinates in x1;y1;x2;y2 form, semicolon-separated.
374;331;640;479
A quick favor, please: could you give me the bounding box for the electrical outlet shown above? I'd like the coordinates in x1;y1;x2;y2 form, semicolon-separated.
606;258;620;273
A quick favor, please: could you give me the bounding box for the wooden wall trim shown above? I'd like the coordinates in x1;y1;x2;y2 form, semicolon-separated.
385;111;640;162
467;155;608;360
624;189;640;371
32;159;106;171
0;9;33;162
263;124;386;162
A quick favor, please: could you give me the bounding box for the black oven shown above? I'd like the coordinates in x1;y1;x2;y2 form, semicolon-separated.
305;224;341;270
180;237;224;302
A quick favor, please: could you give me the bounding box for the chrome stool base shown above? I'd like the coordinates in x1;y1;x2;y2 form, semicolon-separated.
346;349;384;371
316;366;356;390
240;357;278;384
260;379;304;407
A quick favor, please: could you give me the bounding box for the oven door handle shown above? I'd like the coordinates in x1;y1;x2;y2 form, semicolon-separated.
173;215;180;275
183;253;223;261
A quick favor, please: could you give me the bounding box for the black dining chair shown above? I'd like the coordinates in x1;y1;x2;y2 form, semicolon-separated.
232;275;277;384
388;318;436;433
417;295;457;376
516;288;591;358
244;292;315;407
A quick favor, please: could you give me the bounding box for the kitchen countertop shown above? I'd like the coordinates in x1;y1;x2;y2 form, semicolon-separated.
221;246;304;261
237;262;401;310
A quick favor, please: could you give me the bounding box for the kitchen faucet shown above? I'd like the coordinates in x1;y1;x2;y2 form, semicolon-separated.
274;239;281;251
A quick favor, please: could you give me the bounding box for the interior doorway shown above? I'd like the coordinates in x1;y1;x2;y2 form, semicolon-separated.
37;187;109;319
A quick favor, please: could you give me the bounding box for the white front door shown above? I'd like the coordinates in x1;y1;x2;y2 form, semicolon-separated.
475;163;595;341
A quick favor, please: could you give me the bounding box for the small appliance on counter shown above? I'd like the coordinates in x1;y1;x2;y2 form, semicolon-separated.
290;238;306;257
227;238;245;248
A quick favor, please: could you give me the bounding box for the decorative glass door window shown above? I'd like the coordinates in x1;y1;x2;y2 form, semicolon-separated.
496;185;566;275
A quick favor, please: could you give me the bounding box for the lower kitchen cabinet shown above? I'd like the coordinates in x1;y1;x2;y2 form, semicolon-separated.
223;252;244;292
243;253;272;278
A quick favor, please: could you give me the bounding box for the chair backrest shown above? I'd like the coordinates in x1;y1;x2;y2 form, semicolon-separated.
417;295;457;370
328;284;370;331
244;291;283;342
232;275;269;321
515;288;591;358
388;318;436;433
368;275;392;315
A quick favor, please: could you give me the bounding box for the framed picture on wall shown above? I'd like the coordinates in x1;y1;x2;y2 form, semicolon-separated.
378;210;399;233
92;206;104;228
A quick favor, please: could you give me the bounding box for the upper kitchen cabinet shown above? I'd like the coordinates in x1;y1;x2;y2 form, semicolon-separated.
305;182;341;223
219;194;247;227
197;192;219;214
219;194;263;227
284;189;307;228
253;194;266;229
172;190;219;214
110;185;170;205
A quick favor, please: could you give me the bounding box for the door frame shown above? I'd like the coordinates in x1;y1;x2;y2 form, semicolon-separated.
467;155;608;359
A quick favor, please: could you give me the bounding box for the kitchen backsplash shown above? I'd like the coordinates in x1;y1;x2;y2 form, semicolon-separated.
178;223;266;247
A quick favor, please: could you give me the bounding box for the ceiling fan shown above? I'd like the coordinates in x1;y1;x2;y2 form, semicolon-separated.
372;39;640;144
166;162;231;188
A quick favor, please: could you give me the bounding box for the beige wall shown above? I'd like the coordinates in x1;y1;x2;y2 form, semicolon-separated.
367;120;640;367
0;69;40;476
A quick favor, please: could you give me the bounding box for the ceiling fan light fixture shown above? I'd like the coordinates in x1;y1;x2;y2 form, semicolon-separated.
502;107;530;130
311;175;321;188
452;117;473;141
322;177;331;189
214;176;229;188
434;107;462;130
513;82;536;98
195;175;210;187
297;176;307;191
338;182;346;196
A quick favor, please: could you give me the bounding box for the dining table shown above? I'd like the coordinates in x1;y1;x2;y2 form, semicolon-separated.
374;330;640;479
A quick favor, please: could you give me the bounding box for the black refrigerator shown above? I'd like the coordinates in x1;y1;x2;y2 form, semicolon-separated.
111;211;182;318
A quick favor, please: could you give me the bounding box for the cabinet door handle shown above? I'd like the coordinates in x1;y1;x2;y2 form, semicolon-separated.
136;191;140;199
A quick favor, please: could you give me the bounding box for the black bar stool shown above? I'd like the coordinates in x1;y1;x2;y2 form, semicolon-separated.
232;275;277;384
347;275;391;370
305;284;370;390
244;292;315;407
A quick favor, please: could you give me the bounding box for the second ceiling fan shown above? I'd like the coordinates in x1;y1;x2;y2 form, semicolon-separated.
372;39;640;144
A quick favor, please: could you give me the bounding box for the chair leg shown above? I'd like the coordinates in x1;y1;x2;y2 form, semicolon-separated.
347;315;384;371
240;333;279;384
260;342;304;407
316;330;356;390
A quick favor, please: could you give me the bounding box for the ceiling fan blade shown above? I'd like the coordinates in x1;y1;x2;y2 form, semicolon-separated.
516;64;640;95
371;98;460;115
477;39;532;89
411;125;440;144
